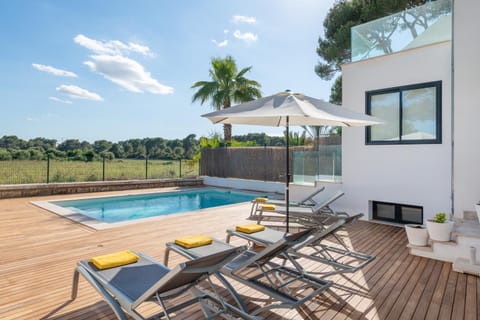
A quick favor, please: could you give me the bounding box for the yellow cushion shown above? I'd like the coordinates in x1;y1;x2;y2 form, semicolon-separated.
261;204;276;211
236;224;265;234
91;250;139;270
175;234;213;249
254;197;268;203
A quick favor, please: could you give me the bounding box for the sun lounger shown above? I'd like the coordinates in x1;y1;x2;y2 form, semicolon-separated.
164;224;344;315
249;190;347;226
249;187;325;216
71;248;260;320
227;214;375;277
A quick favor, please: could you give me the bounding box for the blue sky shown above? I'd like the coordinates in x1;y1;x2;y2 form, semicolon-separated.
1;0;336;142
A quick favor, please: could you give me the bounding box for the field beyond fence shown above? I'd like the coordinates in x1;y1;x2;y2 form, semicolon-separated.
0;158;199;184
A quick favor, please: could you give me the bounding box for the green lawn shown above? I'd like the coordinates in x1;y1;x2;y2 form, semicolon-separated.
0;159;199;184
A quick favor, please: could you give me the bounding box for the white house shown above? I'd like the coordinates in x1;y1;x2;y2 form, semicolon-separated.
334;0;479;224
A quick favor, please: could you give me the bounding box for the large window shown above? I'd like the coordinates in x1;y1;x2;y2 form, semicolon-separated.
366;81;442;144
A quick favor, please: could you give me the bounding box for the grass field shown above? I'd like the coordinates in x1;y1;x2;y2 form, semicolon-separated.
0;159;199;184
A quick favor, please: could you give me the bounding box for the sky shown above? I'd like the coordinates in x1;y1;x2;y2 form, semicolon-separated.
0;0;336;143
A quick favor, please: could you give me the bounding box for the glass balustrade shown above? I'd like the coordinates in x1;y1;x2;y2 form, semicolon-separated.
293;145;342;185
351;0;451;62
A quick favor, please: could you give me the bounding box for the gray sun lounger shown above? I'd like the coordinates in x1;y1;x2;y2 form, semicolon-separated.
250;187;325;216
71;248;261;320
249;190;347;225
227;213;375;277
164;225;342;315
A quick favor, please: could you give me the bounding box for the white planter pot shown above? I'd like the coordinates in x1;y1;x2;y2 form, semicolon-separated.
475;204;480;222
426;220;454;242
405;224;428;246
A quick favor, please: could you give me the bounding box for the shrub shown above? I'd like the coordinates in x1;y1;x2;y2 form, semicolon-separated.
0;148;12;160
433;212;447;223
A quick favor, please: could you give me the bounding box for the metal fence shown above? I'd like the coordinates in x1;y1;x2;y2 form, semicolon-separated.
0;156;199;184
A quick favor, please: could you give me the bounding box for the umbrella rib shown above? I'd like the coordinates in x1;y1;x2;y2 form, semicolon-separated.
276;117;282;127
213;117;229;124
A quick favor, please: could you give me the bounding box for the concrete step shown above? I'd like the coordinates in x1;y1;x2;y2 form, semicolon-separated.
408;218;480;267
452;258;480;276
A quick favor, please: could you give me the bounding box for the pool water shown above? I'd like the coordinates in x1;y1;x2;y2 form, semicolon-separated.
51;189;258;223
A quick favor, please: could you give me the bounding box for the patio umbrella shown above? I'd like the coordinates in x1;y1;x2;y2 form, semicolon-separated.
202;91;382;232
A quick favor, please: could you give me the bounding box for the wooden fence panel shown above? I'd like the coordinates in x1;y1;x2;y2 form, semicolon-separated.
200;146;312;182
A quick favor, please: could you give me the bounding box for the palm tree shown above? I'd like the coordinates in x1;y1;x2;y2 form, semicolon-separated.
191;55;262;143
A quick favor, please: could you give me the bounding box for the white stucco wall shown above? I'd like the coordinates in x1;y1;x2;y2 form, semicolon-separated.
453;0;480;216
341;42;452;222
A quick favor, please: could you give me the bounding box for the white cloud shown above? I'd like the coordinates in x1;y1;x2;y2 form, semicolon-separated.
232;15;256;24
83;55;174;95
49;96;73;104
212;39;229;47
56;85;103;101
74;34;153;56
32;63;78;77
224;29;229;34
233;30;258;44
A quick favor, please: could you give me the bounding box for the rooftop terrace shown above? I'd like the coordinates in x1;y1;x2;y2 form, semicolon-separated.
1;188;478;319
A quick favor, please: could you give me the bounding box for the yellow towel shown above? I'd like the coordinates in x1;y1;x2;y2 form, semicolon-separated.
261;204;276;211
175;234;213;249
254;197;268;203
91;250;139;270
236;224;265;234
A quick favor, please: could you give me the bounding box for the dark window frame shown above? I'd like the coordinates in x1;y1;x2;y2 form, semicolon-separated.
372;200;423;224
365;81;442;145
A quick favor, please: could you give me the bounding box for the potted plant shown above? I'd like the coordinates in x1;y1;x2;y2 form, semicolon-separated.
405;224;428;246
426;212;454;242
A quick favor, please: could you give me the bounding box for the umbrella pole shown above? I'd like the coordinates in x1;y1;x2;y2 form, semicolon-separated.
286;116;290;233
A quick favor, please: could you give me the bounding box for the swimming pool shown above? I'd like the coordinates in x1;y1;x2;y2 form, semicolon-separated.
36;189;258;226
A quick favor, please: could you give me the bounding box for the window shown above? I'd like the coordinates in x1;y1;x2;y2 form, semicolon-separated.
372;201;423;224
366;81;442;144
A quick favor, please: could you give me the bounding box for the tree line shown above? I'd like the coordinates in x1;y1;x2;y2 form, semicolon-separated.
0;133;313;161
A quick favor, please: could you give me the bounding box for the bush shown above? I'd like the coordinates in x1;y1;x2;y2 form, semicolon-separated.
433;212;447;223
0;148;12;160
12;149;30;160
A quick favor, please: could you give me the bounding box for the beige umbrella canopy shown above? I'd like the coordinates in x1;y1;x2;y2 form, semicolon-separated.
202;91;382;231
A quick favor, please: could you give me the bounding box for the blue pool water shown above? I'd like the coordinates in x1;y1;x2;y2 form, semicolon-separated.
51;189;257;223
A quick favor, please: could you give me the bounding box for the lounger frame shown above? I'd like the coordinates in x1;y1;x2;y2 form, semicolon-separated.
164;225;344;315
71;248;259;320
227;213;375;277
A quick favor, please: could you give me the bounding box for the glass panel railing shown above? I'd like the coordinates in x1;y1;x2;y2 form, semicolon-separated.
351;0;451;62
293;146;342;185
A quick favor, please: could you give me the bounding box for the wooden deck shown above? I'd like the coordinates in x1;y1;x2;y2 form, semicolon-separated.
0;188;478;319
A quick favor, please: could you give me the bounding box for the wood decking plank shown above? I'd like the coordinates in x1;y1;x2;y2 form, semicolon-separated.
464;274;477;320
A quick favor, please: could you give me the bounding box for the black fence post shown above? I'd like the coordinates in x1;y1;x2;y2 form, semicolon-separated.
179;159;182;178
102;155;106;181
46;154;50;184
145;157;148;180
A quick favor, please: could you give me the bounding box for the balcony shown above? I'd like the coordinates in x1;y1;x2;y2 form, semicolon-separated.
351;0;451;62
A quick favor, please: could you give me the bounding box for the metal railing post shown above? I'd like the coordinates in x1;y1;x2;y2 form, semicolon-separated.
46;154;50;184
102;155;106;181
145;157;148;180
179;159;182;178
332;151;336;181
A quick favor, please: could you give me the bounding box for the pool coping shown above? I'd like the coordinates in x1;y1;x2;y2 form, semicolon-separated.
31;187;278;230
